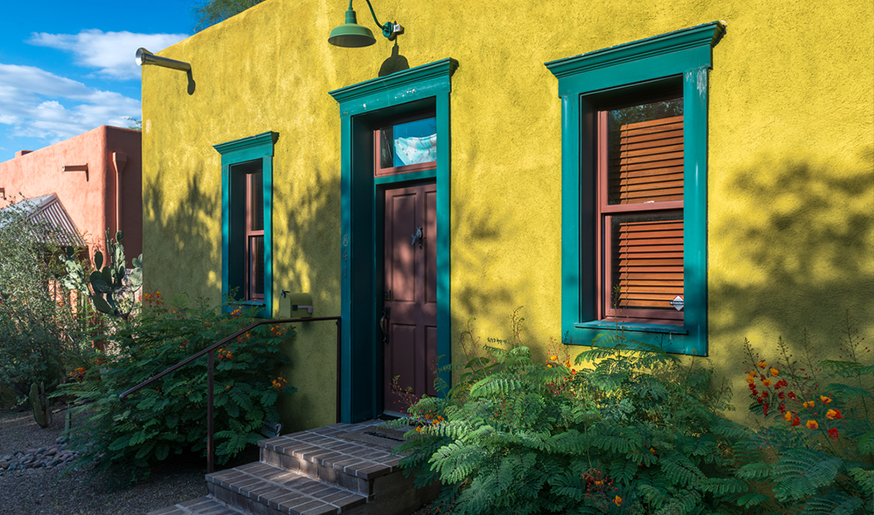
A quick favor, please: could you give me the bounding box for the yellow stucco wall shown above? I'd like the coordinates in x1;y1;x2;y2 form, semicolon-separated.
142;0;874;430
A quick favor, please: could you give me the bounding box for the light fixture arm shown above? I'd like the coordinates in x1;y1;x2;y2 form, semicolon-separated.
351;0;402;40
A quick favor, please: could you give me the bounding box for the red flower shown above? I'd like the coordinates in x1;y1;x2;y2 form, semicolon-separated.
826;409;843;420
791;417;801;426
827;428;839;439
787;392;797;400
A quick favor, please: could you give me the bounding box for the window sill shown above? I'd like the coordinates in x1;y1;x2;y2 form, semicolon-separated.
575;321;688;335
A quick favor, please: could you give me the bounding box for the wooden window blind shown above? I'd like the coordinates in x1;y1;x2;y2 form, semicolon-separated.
599;102;684;325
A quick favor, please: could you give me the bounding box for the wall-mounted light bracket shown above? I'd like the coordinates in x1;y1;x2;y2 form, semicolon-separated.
135;48;191;72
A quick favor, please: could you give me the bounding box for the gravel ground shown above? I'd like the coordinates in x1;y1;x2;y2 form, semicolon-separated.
0;406;206;515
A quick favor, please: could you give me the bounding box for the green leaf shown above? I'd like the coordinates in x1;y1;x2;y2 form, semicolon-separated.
94;250;103;271
155;444;170;461
90;294;113;314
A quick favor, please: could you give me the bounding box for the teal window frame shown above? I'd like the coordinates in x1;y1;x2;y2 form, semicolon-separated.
546;22;725;356
214;131;278;318
329;58;457;423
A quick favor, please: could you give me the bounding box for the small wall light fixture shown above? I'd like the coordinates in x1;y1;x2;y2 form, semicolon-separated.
135;48;192;72
328;0;404;48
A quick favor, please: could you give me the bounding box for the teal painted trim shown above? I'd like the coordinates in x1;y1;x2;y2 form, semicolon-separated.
577;321;689;336
683;67;709;356
214;131;278;156
339;116;354;423
329;58;458;117
545;21;725;79
435;92;451;394
334;59;455;423
549;23;724;356
215;131;278;319
373;169;437;185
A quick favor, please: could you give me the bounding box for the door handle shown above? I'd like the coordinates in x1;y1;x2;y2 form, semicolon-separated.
380;307;391;344
411;227;424;248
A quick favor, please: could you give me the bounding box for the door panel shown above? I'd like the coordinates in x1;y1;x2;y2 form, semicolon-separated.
383;182;438;413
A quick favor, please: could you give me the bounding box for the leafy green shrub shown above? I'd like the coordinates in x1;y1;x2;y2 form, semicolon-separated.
394;315;747;514
0;199;91;397
733;314;874;513
60;292;295;485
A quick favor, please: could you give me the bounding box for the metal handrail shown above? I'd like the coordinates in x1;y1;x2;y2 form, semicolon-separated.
119;316;341;473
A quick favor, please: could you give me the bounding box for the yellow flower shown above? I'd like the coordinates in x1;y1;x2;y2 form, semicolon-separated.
784;410;793;421
803;400;815;408
757;360;767;369
549;355;557;361
820;395;832;404
613;495;622;507
770;368;779;376
806;420;818;430
762;379;772;386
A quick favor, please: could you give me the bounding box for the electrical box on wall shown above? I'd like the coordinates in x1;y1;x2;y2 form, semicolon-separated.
279;291;313;318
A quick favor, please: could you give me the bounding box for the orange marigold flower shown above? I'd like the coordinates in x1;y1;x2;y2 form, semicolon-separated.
820;395;832;404
826;409;843;420
827;428;839;439
803;400;815;409
770;368;779;376
806;420;818;430
613;496;622;507
757;360;767;369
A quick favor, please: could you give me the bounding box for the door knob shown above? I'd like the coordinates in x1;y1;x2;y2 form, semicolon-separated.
411;227;424;248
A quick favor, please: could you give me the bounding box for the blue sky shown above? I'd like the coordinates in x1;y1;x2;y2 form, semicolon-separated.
0;1;198;163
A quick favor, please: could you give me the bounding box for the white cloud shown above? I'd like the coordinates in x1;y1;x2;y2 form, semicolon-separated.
0;63;140;142
28;29;188;81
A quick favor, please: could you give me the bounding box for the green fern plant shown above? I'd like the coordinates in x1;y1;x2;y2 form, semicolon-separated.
392;312;745;514
734;314;874;513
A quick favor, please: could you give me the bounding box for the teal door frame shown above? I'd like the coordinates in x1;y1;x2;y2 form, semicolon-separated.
329;58;458;423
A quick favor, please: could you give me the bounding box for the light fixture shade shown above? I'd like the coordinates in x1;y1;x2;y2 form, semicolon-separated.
328;9;376;47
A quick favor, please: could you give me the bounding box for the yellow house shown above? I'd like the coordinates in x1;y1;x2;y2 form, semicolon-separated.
140;0;873;435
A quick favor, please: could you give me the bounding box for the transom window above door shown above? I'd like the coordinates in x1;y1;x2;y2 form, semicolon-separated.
374;115;437;176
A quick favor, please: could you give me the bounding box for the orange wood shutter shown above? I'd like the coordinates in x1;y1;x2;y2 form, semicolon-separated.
612;216;684;317
609;115;684;204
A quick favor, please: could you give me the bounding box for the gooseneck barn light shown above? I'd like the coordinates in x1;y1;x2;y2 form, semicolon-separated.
135;48;191;72
328;0;404;48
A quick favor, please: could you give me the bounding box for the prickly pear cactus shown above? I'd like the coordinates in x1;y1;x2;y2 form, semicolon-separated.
29;382;50;428
58;229;142;319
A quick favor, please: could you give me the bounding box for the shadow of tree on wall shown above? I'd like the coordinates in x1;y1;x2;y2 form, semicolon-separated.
142;166;221;300
709;147;874;372
272;170;342;431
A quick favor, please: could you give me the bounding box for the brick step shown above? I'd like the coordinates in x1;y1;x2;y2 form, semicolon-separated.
150;420;437;515
147;495;247;515
207;462;367;515
257;421;404;495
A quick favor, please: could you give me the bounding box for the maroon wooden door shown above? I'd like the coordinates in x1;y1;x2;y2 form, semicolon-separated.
382;183;437;413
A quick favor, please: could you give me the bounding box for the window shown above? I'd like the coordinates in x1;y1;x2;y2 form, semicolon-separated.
599;95;685;326
214;132;277;318
374;115;437;176
546;22;726;355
